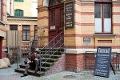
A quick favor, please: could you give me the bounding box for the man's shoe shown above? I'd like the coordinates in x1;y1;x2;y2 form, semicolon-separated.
21;74;27;77
35;70;38;73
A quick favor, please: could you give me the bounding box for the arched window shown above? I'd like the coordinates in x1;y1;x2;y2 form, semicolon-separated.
49;0;63;6
14;9;23;17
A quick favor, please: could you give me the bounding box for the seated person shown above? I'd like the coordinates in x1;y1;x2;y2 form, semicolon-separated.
21;50;40;77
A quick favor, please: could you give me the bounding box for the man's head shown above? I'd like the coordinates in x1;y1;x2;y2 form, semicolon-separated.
33;51;37;55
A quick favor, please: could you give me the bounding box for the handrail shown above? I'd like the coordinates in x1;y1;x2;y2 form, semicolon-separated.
38;31;64;74
41;31;63;49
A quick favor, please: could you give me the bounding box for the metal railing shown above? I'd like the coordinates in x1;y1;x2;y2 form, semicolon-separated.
38;31;64;74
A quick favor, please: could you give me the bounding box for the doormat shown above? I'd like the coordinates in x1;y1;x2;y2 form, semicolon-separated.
0;74;22;80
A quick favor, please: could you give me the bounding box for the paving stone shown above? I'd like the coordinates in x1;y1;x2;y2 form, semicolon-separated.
0;63;120;80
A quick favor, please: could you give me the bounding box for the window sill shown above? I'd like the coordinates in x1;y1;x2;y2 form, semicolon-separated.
93;34;116;38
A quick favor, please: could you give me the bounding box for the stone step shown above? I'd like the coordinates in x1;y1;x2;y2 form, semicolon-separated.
19;65;50;71
15;68;45;77
41;62;54;67
42;58;58;62
41;54;61;58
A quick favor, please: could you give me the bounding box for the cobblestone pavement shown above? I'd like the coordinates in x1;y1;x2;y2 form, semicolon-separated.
0;63;120;80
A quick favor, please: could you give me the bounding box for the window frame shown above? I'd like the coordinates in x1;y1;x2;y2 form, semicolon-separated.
22;25;30;41
95;0;112;34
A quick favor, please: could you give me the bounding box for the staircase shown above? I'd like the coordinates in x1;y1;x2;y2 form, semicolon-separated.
15;31;64;77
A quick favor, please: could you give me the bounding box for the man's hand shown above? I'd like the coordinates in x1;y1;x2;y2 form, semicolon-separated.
34;58;38;60
27;60;31;64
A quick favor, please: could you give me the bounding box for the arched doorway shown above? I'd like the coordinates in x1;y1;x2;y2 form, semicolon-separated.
48;0;64;47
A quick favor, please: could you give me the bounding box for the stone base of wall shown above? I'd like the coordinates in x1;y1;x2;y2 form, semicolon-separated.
45;54;66;75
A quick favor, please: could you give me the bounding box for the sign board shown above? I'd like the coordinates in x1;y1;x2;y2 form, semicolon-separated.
94;46;112;78
65;2;74;28
83;38;90;45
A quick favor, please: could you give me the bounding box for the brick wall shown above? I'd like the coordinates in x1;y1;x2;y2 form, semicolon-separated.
45;54;66;75
66;53;85;72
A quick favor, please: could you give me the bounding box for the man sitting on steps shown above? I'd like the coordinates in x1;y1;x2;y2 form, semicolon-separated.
21;49;40;77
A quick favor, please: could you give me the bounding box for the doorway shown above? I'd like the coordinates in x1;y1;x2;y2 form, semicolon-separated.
49;1;64;47
0;37;3;58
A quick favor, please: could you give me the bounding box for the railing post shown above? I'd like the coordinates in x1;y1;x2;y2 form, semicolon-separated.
39;49;41;76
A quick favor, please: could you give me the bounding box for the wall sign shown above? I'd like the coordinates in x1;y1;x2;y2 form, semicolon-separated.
94;46;112;78
50;26;55;29
65;2;74;28
83;38;90;45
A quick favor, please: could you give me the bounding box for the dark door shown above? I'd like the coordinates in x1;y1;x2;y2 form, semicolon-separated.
0;37;3;59
49;3;64;47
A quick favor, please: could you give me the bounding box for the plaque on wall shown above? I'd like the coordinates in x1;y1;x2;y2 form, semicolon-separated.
83;38;90;45
94;46;112;78
65;1;74;28
50;25;55;29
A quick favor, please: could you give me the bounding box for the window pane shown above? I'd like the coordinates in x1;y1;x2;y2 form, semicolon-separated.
95;4;101;18
104;18;111;32
50;10;55;26
27;36;30;40
23;32;26;36
22;36;26;40
104;4;111;18
58;0;63;3
95;18;102;32
49;0;56;6
10;25;18;30
60;8;64;27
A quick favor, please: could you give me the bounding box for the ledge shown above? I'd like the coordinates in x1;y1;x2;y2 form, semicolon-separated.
65;49;120;54
93;34;116;38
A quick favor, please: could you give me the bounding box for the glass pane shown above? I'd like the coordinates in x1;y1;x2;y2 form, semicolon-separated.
58;0;63;3
23;26;30;30
60;8;64;27
104;4;111;18
20;10;23;17
27;32;30;36
22;32;26;36
95;18;102;32
27;36;30;40
22;36;26;40
104;0;111;2
50;10;55;26
104;18;111;32
95;4;101;18
49;0;56;6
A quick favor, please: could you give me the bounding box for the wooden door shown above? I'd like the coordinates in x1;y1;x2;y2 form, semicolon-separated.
49;3;64;47
0;37;3;59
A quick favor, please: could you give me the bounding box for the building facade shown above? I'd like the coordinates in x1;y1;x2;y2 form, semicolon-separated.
6;0;38;59
0;0;7;58
38;0;120;72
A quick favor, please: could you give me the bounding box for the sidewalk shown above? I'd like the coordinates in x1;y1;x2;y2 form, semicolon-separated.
0;63;120;80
